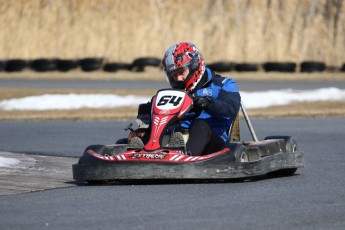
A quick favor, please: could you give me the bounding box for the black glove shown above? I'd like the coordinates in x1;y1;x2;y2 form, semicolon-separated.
193;96;213;110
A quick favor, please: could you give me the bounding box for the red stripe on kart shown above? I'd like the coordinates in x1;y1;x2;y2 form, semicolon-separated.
86;148;230;163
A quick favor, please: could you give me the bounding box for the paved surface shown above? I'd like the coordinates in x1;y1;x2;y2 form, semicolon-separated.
0;152;77;195
0;75;344;229
1;79;344;90
0;118;345;230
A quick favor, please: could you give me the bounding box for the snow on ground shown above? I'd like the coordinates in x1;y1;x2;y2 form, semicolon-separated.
241;87;345;109
0;87;344;111
0;156;20;167
0;94;151;111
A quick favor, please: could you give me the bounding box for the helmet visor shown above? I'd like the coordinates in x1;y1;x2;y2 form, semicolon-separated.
165;67;189;90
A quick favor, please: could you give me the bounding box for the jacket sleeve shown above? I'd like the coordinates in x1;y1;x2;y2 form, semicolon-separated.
206;78;241;117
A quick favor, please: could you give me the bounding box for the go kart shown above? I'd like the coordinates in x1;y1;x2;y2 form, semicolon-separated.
72;89;304;184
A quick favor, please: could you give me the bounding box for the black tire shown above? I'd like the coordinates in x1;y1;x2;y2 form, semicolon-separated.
132;57;161;67
5;59;28;72
0;60;7;71
131;57;161;72
263;62;296;72
57;59;79;72
131;65;145;72
115;138;128;144
103;62;132;72
300;61;326;73
103;63;118;72
115;62;132;71
79;58;103;72
227;143;249;163
77;144;107;164
86;180;107;185
340;63;345;72
30;58;58;72
224;143;249;182
234;63;258;72
207;61;234;72
264;136;298;177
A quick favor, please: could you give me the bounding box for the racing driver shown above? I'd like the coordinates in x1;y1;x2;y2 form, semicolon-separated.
161;42;241;156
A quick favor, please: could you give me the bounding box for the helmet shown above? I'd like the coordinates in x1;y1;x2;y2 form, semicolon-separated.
162;42;205;93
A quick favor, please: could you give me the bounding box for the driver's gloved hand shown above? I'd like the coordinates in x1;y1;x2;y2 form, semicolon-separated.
193;96;213;110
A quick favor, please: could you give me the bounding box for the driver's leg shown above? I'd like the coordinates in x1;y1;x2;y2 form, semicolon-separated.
186;119;224;156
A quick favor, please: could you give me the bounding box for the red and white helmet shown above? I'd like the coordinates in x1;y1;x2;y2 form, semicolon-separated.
162;42;205;93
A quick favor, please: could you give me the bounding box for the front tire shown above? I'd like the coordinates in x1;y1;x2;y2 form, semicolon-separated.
265;136;298;177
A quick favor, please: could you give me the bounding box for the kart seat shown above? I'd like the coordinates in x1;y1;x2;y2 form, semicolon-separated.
228;113;240;142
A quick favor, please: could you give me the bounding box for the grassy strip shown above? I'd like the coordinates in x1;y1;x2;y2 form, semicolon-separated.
0;70;344;82
0;101;344;121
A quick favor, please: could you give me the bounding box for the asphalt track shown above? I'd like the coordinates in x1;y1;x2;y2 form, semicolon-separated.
1;79;345;90
0;117;345;230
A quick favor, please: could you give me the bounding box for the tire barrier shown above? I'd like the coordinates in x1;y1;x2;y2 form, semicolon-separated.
207;61;235;72
0;60;7;71
30;58;58;72
57;59;79;72
341;63;345;72
103;63;118;72
300;61;326;73
79;58;103;72
103;62;132;72
234;63;258;72
131;57;161;72
325;65;339;73
5;59;28;72
115;62;133;71
0;58;344;73
263;62;296;72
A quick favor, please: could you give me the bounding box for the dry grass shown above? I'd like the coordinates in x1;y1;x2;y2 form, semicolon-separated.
248;101;345;118
0;69;345;82
0;0;344;66
1;102;344;121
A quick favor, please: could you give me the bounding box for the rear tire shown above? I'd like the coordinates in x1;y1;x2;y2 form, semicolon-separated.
87;180;107;185
265;136;298;177
227;143;249;163
224;143;249;182
116;138;128;144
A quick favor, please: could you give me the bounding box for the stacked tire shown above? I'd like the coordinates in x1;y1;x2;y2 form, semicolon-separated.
131;57;161;72
79;58;103;72
0;60;7;71
207;61;234;72
341;63;345;72
5;59;28;72
263;62;296;72
234;63;258;72
103;62;132;72
30;58;58;72
57;59;79;72
300;61;326;73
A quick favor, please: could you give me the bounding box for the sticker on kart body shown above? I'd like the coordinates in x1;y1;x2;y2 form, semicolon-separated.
132;153;166;160
155;90;186;110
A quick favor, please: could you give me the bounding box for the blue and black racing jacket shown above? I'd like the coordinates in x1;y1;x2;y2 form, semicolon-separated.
181;68;241;142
